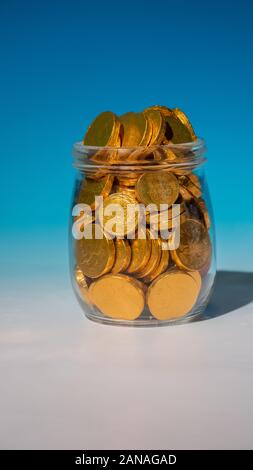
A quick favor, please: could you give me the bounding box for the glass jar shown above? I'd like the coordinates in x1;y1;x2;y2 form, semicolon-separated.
70;140;216;326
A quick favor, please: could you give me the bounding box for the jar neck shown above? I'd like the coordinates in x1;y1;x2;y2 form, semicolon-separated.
72;139;207;174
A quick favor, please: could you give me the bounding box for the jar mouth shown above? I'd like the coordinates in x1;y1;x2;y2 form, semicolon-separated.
72;138;206;172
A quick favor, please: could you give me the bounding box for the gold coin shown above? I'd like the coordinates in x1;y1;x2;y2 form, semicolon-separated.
136;171;179;207
143;108;165;144
99;192;139;237
112;239;131;274
187;270;202;291
171;219;211;271
120;112;152;147
173;108;196;140
147;198;185;228
148;105;172;116
147;105;174;143
138;105;196;143
136;235;162;278
179;185;193;201
179;175;202;199
147;269;200;320
187;172;201;189
143;246;169;282
74;266;92;304
127;229;152;274
78;175;114;210
184;197;208;226
89;274;145;320
114;134;122;148
168;195;186;217
147;213;174;233
83;111;121;147
76;224;115;278
159;214;186;247
164;108;196;144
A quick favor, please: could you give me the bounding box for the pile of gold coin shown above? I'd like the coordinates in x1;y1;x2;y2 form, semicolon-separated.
74;105;212;323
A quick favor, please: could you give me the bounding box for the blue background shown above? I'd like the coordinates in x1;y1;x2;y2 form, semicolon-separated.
1;0;253;274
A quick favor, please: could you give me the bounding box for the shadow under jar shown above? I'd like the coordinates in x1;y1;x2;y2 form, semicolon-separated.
70;140;216;326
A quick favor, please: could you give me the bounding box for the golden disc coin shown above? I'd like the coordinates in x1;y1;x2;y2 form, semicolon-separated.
148;105;172;116
136;235;162;278
173;108;196;141
112;239;131;274
143;108;165;144
187;270;202;291
147;269;200;320
179;185;193;201
164;108;196;144
76;224;115;278
183;199;204;224
171;219;211;271
184;197;209;227
83;111;121;147
136;171;179;207
78;175;114;210
99;192;139;237
147;213;170;233
120;112;151;147
143;246;169;282
74;266;92;304
147;105;174;143
127;228;152;274
89;274;145;320
179;175;202;199
187;172;201;189
147;199;185;230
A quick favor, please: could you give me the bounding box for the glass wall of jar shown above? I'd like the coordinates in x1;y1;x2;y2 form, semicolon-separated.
70;140;216;326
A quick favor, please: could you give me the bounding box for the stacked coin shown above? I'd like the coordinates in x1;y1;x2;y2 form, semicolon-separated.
74;106;211;322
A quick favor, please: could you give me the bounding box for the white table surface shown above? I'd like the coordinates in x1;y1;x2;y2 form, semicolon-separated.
1;265;253;450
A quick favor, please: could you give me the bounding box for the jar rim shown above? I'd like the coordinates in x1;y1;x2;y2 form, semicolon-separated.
72;138;207;172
